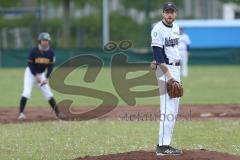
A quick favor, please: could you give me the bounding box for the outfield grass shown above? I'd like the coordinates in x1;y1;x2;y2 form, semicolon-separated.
0;120;240;160
0;65;240;107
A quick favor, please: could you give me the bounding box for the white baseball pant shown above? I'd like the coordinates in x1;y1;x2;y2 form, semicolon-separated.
22;67;53;100
155;65;180;146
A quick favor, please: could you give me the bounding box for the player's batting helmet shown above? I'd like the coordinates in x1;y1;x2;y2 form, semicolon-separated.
38;32;51;41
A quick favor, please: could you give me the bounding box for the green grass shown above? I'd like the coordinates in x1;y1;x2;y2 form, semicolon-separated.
0;120;240;160
0;65;240;107
182;65;240;104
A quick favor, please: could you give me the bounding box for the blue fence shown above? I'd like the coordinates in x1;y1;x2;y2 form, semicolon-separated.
177;20;240;48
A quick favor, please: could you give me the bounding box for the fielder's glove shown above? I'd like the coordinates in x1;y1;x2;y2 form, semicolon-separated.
167;78;183;98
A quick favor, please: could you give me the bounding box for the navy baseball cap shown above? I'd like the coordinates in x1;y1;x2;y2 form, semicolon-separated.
163;2;177;12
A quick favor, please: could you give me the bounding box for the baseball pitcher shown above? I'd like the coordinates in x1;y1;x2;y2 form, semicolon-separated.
150;2;183;156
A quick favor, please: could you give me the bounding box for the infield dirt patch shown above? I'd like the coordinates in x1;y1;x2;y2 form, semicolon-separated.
1;104;240;124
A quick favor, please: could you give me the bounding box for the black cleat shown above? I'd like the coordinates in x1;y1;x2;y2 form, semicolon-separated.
156;145;183;156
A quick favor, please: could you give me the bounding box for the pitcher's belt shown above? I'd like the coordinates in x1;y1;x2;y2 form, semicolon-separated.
166;61;180;66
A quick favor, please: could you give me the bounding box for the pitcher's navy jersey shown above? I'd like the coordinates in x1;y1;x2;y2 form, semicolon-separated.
27;47;55;78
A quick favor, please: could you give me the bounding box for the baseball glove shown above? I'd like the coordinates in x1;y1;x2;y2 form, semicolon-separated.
167;78;183;98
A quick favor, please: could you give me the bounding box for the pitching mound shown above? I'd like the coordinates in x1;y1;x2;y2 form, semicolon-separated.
76;150;240;160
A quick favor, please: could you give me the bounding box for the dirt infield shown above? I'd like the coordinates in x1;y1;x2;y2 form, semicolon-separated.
75;150;240;160
1;104;240;124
